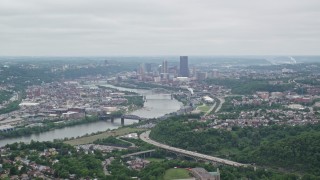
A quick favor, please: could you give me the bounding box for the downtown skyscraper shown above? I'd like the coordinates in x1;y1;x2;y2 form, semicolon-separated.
162;60;168;74
179;56;189;77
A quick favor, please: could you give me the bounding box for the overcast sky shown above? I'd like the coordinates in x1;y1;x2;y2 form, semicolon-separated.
0;0;319;56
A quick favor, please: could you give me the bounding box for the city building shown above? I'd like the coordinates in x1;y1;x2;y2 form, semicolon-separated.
196;72;207;81
138;64;145;75
161;60;169;80
212;69;219;78
138;64;145;81
162;60;168;74
145;63;152;73
180;56;189;77
0;125;14;132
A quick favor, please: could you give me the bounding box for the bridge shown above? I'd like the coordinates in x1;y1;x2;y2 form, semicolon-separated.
144;88;174;101
150;88;171;94
97;114;149;125
98;114;115;122
120;115;149;125
140;131;248;167
144;94;174;101
121;149;156;158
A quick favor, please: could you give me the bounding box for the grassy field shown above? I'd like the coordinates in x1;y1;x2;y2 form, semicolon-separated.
64;127;145;146
197;104;210;112
163;168;192;180
146;157;165;162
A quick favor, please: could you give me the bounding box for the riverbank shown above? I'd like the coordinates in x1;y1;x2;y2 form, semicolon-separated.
0;84;143;140
0;115;117;140
64;127;145;146
0;83;182;147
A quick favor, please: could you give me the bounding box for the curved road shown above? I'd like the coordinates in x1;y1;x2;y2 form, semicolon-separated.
116;137;136;148
203;102;216;117
215;97;225;113
140;131;247;167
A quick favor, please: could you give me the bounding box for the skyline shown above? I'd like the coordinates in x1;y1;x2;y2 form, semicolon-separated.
0;0;320;56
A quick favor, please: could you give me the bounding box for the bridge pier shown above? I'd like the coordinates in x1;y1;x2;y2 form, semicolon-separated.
121;117;124;125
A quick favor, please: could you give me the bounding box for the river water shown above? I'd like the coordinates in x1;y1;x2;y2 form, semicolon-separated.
0;84;182;147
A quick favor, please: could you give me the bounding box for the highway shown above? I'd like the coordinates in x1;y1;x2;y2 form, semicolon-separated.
215;97;224;113
140;131;248;167
121;149;155;158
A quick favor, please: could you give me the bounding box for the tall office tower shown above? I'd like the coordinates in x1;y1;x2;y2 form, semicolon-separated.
138;64;145;81
138;64;145;75
162;60;168;73
145;63;152;73
104;60;109;66
180;56;189;77
212;69;220;78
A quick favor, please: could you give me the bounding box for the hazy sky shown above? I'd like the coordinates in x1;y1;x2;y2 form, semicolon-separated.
0;0;319;56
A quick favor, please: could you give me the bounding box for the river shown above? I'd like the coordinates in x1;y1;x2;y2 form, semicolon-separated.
0;84;182;147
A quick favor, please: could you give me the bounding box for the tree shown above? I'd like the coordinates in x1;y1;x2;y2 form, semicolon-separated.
10;166;18;175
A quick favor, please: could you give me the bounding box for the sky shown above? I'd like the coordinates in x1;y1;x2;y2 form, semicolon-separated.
0;0;319;56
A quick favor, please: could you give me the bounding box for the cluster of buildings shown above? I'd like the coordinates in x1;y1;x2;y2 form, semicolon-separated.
127;61;320;130
76;144;127;153
129;56;306;86
136;56;190;82
0;125;14;132
0;147;57;179
0;90;18;110
23;81;126;111
0;142;126;179
0;81;138;128
205;90;320;129
125;158;150;171
133;56;220;83
120;133;139;139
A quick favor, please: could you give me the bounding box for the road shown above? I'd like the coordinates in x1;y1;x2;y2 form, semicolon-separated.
116;137;136;148
140;131;247;167
215;97;224;113
203;96;225;117
203;102;216;116
121;149;155;158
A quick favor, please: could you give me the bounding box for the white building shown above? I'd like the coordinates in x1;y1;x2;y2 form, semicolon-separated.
0;125;14;132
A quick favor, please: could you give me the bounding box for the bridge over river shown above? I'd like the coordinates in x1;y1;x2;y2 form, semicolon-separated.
99;107;187;125
120;115;149;125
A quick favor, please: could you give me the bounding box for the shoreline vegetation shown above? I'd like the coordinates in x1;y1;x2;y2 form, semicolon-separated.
0;116;108;140
150;116;320;178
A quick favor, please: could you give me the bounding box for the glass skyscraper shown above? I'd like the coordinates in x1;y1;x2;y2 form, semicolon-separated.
179;56;189;77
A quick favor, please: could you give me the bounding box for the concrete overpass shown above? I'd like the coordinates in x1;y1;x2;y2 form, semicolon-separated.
140;131;248;167
121;149;156;158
